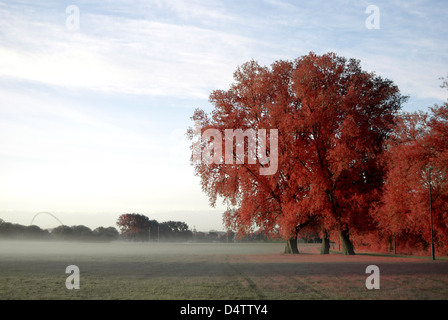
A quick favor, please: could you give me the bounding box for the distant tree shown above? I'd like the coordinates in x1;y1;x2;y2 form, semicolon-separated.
0;219;50;240
225;230;235;242
0;222;12;237
193;230;206;242
148;219;159;241
93;226;119;241
24;225;51;240
116;213;151;241
71;225;94;240
0;222;17;238
51;225;73;240
207;231;218;241
159;221;193;241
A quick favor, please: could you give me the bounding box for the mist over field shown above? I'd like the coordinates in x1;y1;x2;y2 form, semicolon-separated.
0;240;286;257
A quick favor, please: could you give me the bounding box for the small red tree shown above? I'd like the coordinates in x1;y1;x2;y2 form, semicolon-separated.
116;213;150;242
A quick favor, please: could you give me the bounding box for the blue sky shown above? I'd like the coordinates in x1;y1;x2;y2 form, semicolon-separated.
0;0;447;231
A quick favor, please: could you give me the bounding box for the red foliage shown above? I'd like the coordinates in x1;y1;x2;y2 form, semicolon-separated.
116;213;150;241
373;100;448;256
188;52;407;254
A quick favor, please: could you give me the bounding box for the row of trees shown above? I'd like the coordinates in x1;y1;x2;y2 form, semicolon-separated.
370;92;448;255
115;214;295;243
0;218;119;242
116;213;194;242
0;219;51;240
51;225;119;241
1;216;238;243
188;51;448;255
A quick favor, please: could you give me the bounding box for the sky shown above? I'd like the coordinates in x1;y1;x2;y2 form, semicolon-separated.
0;0;447;231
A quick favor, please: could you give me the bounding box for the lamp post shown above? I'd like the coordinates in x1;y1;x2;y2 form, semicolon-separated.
428;167;435;260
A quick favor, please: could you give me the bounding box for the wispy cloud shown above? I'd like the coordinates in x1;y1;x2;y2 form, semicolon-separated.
0;2;266;99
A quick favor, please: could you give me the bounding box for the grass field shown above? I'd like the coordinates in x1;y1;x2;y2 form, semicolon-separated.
1;240;447;300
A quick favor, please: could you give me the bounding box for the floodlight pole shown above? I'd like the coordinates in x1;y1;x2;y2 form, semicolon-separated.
428;167;435;261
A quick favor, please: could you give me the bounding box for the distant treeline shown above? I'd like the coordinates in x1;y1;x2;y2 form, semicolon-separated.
116;213;264;242
115;213;323;243
0;218;119;242
0;216;321;243
117;213;195;242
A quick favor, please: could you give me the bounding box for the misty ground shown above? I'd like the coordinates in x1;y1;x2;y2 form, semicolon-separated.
0;240;447;299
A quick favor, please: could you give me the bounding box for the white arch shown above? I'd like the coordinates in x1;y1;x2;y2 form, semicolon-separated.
30;212;64;226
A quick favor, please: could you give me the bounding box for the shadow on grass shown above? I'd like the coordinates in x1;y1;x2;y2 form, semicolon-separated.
329;249;448;261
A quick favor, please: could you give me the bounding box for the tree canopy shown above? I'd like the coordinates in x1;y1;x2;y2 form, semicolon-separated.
372;81;448;255
188;52;408;254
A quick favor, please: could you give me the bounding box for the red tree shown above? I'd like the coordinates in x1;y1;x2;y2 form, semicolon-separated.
116;213;150;242
288;53;406;254
374;80;448;255
188;52;407;254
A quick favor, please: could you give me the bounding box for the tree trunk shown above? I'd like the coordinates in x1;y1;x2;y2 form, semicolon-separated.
338;228;355;255
284;218;316;254
284;237;299;254
320;230;330;254
386;236;392;252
